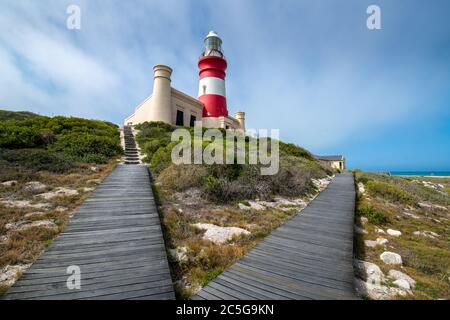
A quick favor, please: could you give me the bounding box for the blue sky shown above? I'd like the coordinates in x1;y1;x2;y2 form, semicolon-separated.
1;0;449;171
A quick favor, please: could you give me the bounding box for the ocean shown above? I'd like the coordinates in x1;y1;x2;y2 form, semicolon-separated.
389;171;450;177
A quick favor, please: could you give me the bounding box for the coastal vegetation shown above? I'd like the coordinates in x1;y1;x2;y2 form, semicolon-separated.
353;170;450;300
0;110;122;295
135;121;334;299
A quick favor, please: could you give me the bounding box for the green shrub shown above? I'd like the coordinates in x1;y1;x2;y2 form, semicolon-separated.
0;148;74;173
357;204;390;225
279;142;314;161
0;126;45;148
366;181;415;205
0;110;40;121
50;133;122;163
202;175;255;203
150;143;176;174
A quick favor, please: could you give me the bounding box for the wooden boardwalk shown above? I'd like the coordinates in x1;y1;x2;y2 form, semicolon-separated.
193;173;356;300
3;165;175;300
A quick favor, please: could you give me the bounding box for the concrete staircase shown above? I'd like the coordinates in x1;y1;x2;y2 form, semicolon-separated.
123;126;141;165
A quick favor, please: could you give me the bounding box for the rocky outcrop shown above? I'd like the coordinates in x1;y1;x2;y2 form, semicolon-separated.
413;230;440;239
380;251;402;265
388;270;416;289
1;180;17;187
354;259;414;299
0;200;52;210
0;264;31;287
192;223;250;244
387;229;402;237
169;246;189;263
23;181;47;193
364;237;388;248
5;220;57;232
36;187;79;200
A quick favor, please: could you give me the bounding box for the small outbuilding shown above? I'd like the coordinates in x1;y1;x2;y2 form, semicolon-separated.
315;155;346;172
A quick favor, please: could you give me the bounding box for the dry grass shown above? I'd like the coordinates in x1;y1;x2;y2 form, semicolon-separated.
353;172;450;300
159;188;310;299
0;160;117;293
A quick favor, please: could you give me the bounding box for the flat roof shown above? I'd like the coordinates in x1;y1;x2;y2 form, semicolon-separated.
315;155;345;161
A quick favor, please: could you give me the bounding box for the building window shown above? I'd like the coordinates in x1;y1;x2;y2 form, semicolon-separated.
190;115;196;127
176;110;184;126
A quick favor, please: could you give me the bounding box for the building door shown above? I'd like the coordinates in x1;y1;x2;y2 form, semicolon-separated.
190;115;196;127
176;110;184;126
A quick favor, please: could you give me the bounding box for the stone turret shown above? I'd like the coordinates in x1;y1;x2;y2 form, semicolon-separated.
235;111;245;131
149;65;173;123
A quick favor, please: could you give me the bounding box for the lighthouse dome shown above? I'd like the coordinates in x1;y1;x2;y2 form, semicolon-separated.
203;31;223;57
205;30;220;39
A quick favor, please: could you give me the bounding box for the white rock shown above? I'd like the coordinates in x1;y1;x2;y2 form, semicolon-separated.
24;181;47;192
55;206;68;212
387;229;402;237
365;238;388;247
354;259;385;285
433;204;447;211
311;178;332;190
376;228;386;234
403;211;420;219
0;200;51;210
0;264;32;287
83;187;95;192
360;217;368;225
24;212;47;219
238;203;251;210
5;221;32;230
393;279;411;291
388;270;416;288
413;230;439;239
87;179;102;185
6;220;57;231
247;201;265;211
192;223;250;244
355;278;406;300
380;251;402;265
90;166;99;172
418;202;432;209
357;183;366;194
364;240;378;248
376;237;389;246
37;187;79;200
169;246;188;263
1;180;17;187
418;202;447;211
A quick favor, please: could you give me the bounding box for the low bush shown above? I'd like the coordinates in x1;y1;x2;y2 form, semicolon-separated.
0;148;74;173
279;141;314;161
356;204;390;225
0;110;122;166
366;181;415;205
150;142;177;174
0;126;45;149
49;133;122;163
157;164;208;192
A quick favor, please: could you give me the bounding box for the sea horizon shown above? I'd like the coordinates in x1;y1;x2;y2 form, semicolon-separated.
389;171;450;177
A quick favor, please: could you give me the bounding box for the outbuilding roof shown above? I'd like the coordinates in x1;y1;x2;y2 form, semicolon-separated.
315;155;345;161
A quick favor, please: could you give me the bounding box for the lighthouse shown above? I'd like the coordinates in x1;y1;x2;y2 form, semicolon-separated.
125;31;245;131
198;31;229;125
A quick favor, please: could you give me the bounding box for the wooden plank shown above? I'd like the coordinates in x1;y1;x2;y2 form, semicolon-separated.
2;164;174;300
194;173;357;300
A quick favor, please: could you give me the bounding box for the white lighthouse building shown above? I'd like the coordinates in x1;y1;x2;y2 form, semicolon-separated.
124;31;245;130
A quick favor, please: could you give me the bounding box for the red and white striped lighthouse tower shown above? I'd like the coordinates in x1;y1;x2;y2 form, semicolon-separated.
198;31;228;120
